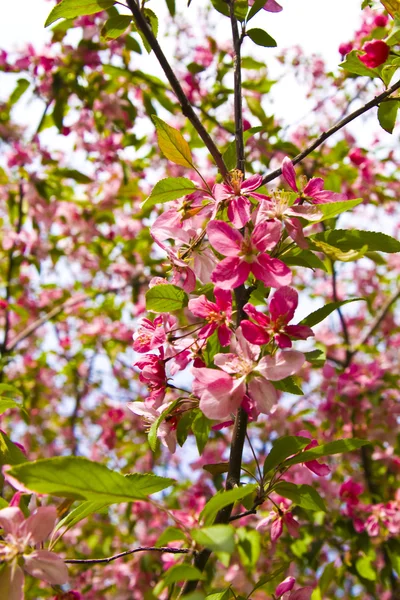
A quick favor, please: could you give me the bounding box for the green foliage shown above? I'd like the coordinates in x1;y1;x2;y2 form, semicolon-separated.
192;410;212;454
378;100;399;133
8;457;174;502
0;431;27;465
299;298;365;327
142;177;197;211
200;484;258;525
247;28;277;47
162;564;206;587
100;15;132;40
273;482;326;511
272;376;304;395
263;435;311;476
192;525;235;553
316;198;363;221
148;400;179;451
339;50;378;77
152;115;194;168
310;229;400;253
282;438;371;467
146;284;189;312
45;0;115;27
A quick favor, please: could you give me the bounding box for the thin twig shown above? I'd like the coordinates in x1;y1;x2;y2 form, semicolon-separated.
261;78;400;185
65;546;193;565
126;0;229;180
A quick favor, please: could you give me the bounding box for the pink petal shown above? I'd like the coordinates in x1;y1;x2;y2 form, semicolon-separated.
241;320;270;345
240;173;263;192
0;564;24;600
269;286;298;324
252;221;281;252
276;576;295;598
211;257;250;289
282;157;298;191
227;195;251;228
290;588;314;600
311;190;345;203
218;324;231;347
247;376;277;414
271;516;283;542
207;220;242;257
263;0;283;12
214;287;232;313
188;295;217;318
0;507;24;537
284;512;300;538
198;322;218;340
285;324;314;340
193;369;245;420
213;182;233;202
275;332;293;348
243;303;270;327
284;217;309;249
252;254;292;288
303;177;324;196
286;204;323;221
305;460;331;477
23;506;57;545
24;549;69;585
258;350;305;381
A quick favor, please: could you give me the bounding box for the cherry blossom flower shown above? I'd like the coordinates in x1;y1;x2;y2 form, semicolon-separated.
0;506;68;600
297;431;331;477
207;220;291;290
192;328;304;420
188;288;232;346
134;352;167;408
248;0;283;12
133;314;176;353
256;504;300;541
359;40;389;68
282;157;344;204
127;402;177;452
241;286;314;348
276;576;313;600
213;171;268;228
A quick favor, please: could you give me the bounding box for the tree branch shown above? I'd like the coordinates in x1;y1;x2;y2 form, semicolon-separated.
65;546;194;565
261;78;400;185
229;2;245;174
126;0;229;180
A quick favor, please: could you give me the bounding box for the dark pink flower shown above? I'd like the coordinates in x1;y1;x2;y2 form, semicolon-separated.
282;157;344;204
207;220;291;290
359;40;389;68
188;288;232;346
241;287;314;348
213;172;267;228
134;352;167;407
297;431;330;477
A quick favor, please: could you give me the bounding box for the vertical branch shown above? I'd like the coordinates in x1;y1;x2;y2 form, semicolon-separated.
229;1;245;174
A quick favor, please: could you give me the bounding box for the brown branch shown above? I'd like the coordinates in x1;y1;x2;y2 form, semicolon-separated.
65;546;194;565
229;2;245;174
261;78;400;185
126;0;229;180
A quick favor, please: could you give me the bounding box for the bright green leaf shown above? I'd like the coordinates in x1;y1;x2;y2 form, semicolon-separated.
8;457;174;503
0;399;24;415
100;15;132;40
339;50;378;77
148;400;179;452
0;432;27;466
282;438;371;468
310;229;400;253
247;28;277;47
263;436;311;476
146;284;188;312
192;525;235;554
272;376;304;396
142;177;197;211
152;116;194;168
53;168;93;183
9;79;30;105
52;501;109;539
299;298;365;327
356;555;377;581
192;411;212;455
222;126;263;170
274;482;326;511
200;484;258;526
156;526;188;547
45;0;115;27
378;100;399;134
162;564;205;587
315;198;363;221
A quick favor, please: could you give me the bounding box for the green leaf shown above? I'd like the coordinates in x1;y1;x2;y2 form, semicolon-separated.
148;401;179;452
0;399;24;416
310;229;400;253
206;591;232;600
222;126;263;170
237;527;261;567
203;462;229;476
274;482;326;511
52;501;109;538
8;457;174;503
250;564;289;593
263;436;311;476
152;116;194;168
156;526;188;547
200;484;258;526
45;0;115;27
162;564;205;587
203;329;223;366
386;16;400;45
0;384;23;397
53;168;93;183
192;411;212;454
315;199;363;221
100;15;132;40
272;376;304;396
247;0;271;20
192;525;235;554
142;177;197;211
9;79;30;105
319;562;335;594
234;0;249;21
310;239;368;262
299;298;365;328
356;555;377;581
304;348;326;368
247;28;277;47
165;0;176;16
0;432;27;466
339;50;378;77
282;438;371;468
378;100;399;134
146;284;188;312
281;248;327;272
210;0;230;17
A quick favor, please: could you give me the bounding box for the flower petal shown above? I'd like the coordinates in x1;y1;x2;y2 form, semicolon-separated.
252;221;281;252
240;173;263;192
24;549;69;585
241;320;270;345
0;507;24;537
211;257;250;289
227;195;251;228
207;220;242;256
248;376;277;414
276;576;295;598
258;350;305;381
282;157;298;191
269;286;298;324
252;255;292;288
23;506;57;545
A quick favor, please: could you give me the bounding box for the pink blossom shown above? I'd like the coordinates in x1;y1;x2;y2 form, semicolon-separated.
0;506;68;599
207;220;291;290
188;288;232;346
276;576;295;597
256;506;300;541
248;0;283;12
127;402;177;452
359;40;389;68
297;432;331;477
282;156;344;204
276;577;313;600
133;314;176;353
213;172;267;228
134;352;167;407
241;287;314;348
340;479;363;507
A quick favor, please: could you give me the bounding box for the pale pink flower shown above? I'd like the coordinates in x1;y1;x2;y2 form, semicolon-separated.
127;402;177;453
213;172;267;228
241;287;314;348
282;156;344;204
188;288;232;346
207;220;291;290
0;506;68;599
132;314;176;353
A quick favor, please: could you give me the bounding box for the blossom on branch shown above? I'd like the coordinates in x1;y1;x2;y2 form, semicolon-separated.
359;40;390;68
213;171;267;228
188;287;232;346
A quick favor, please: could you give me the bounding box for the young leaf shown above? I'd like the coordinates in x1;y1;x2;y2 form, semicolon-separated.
0;399;23;415
378;100;399;134
100;15;132;40
156;526;188;547
273;482;326;511
304;348;326;367
299;298;365;328
7;457;174;503
45;0;115;27
200;484;258;525
222;126;263;171
339;50;378;77
152;115;194;168
148;401;179;452
0;432;27;466
315;199;363;221
192;411;212;454
203;462;229;476
310;229;400;253
263;436;311;476
356;556;377;581
142;177;197;211
247;0;271;20
272;376;304;395
9;79;30;105
52;501;109;538
165;0;176;16
162;564;206;587
247;28;277;47
282;438;371;468
192;525;235;554
146;284;188;312
206;591;232;600
281;248;327;272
